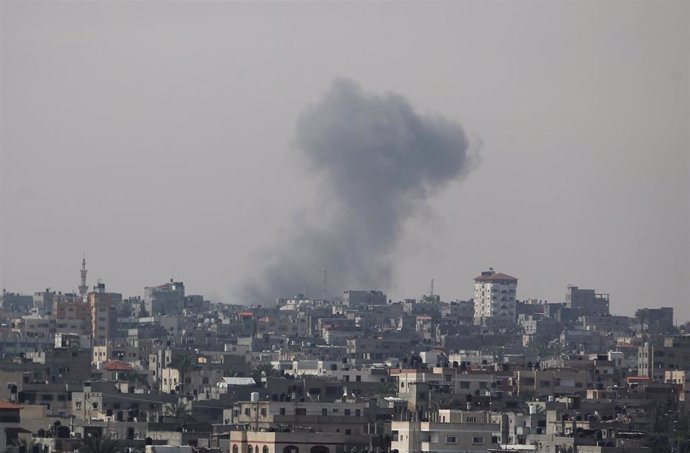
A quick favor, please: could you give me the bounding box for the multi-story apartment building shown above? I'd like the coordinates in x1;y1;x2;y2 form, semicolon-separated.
342;290;387;307
53;297;91;336
638;335;690;381
89;283;118;346
392;410;500;453
0;291;33;312
565;286;609;316
32;289;56;316
513;369;592;397
473;269;517;322
144;280;185;316
226;399;375;434
346;337;414;362
636;307;674;332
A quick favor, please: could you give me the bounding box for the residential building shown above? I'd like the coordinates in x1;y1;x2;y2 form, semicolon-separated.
392;410;500;453
89;283;118;346
145;280;185;316
565;286;609;316
473;269;518;322
342;290;387;307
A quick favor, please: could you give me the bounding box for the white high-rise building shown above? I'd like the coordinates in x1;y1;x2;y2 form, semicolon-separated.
473;268;518;321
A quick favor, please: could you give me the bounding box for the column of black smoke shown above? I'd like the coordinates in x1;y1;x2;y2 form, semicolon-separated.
241;78;473;303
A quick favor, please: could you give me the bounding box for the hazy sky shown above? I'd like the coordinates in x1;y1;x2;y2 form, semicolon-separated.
1;1;688;319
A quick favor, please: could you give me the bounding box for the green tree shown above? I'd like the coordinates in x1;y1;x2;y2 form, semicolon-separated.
80;435;118;453
252;364;278;383
165;399;191;422
373;381;397;397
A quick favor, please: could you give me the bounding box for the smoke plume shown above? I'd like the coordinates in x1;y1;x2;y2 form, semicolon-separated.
241;78;474;303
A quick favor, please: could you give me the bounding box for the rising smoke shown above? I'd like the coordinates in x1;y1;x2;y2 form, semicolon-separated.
241;78;474;303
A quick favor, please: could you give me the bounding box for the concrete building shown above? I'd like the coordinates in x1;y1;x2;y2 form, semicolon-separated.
513;369;592;397
473;269;518;322
89;283;118;346
346;337;414;362
227;399;375;434
391;410;500;453
565;286;609;316
342;290;387;307
0;401;29;452
638;335;690;381
32;289;56;316
145;280;185;316
53;297;91;337
228;430;356;453
636;307;674;332
0;291;33;312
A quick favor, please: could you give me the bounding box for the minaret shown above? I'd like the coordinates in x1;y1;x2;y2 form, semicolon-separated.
78;257;88;302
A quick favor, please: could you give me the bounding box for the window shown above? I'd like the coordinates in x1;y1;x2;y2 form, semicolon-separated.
446;436;457;443
473;437;484;444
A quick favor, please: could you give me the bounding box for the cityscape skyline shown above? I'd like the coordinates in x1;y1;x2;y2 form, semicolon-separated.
2;2;688;319
1;256;681;324
0;2;688;452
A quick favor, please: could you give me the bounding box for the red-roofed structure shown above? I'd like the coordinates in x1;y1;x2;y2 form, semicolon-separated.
0;401;20;410
103;360;134;372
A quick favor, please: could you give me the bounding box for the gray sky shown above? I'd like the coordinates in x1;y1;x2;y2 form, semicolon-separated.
1;1;688;319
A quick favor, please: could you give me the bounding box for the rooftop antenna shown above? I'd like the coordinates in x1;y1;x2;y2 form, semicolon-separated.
323;269;328;300
430;279;435;297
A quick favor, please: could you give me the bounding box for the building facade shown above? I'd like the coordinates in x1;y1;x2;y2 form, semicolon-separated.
473;269;518;322
145;280;185;316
